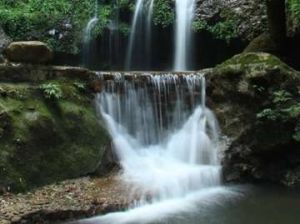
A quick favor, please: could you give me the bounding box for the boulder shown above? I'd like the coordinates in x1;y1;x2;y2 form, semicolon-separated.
0;76;111;193
205;52;300;187
244;33;278;54
4;41;53;64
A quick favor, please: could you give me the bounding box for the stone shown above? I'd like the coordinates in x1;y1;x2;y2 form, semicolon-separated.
205;52;300;186
244;33;278;54
195;0;267;40
0;64;90;82
4;41;53;64
0;77;111;193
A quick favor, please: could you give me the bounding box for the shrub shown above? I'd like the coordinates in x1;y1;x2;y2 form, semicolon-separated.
40;83;63;100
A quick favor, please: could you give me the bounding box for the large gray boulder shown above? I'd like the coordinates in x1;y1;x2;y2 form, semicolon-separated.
4;41;53;64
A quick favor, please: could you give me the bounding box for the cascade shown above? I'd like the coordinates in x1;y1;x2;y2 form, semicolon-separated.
174;0;196;71
125;0;155;70
107;0;120;68
82;0;99;66
77;72;238;223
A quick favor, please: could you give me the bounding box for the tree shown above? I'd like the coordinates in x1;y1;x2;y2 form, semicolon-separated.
266;0;287;49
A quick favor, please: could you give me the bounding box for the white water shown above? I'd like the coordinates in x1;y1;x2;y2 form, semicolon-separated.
76;73;239;223
174;0;196;71
83;0;98;65
107;0;120;68
125;0;155;70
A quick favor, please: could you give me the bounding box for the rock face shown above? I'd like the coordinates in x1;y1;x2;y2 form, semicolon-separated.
0;27;11;62
0;64;111;193
196;0;267;40
4;41;53;64
206;52;300;187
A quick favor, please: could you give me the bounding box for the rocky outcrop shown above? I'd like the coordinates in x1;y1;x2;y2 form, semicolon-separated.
205;52;300;187
4;41;53;64
0;63;92;82
0;63;111;193
196;0;267;40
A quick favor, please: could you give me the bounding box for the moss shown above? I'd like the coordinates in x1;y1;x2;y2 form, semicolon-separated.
0;80;110;193
244;33;278;54
207;52;300;186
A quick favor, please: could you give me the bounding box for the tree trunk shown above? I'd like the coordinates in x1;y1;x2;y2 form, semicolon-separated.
266;0;287;48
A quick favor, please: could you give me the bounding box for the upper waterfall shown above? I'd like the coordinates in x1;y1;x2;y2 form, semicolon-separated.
125;0;155;70
82;0;99;66
174;0;196;71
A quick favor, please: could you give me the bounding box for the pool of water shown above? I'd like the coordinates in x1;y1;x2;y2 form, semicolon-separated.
74;185;300;224
159;185;300;224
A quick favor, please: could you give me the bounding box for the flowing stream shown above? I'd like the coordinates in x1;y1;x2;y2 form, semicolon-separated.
76;72;240;223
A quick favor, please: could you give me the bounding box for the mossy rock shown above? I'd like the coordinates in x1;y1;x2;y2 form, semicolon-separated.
0;80;110;193
205;52;300;187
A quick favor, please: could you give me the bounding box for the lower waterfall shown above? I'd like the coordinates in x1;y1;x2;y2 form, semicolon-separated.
78;72;240;224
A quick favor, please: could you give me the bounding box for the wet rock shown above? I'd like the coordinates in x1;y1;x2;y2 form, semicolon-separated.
4;41;53;64
206;52;300;186
0;74;111;192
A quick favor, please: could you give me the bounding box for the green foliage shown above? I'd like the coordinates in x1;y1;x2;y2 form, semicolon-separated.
272;90;292;104
257;108;280;121
257;90;300;142
73;81;86;92
40;83;63;100
153;0;174;27
288;0;300;24
0;0;116;54
208;20;238;42
192;18;238;42
192;20;208;31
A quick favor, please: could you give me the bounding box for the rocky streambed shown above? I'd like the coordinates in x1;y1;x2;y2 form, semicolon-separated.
0;173;133;224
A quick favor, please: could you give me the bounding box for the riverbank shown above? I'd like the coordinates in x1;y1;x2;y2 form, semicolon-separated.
0;173;131;224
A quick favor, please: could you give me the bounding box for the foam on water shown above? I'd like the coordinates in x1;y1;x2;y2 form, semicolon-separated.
77;72;240;223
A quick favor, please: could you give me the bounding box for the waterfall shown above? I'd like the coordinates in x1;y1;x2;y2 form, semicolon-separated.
82;0;98;66
125;0;155;70
174;0;196;71
77;72;238;223
107;0;120;69
146;0;155;67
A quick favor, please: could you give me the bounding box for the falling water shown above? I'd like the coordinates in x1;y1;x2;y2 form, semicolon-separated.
77;72;239;223
125;0;155;70
83;0;99;65
146;0;155;67
174;0;196;71
107;0;120;68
